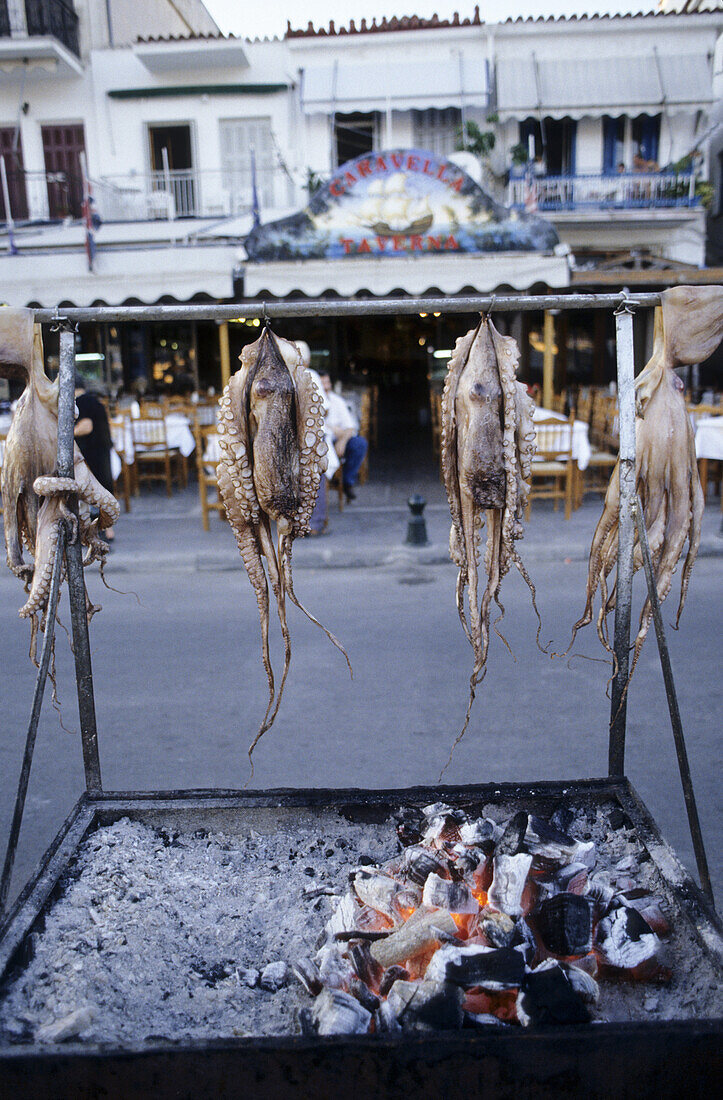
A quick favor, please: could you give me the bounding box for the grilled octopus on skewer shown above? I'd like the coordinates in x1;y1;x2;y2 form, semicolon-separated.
566;285;723;675
0;308;119;664
216;327;351;772
441;316;539;770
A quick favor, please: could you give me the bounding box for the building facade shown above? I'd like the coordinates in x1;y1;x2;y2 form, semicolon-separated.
0;2;721;394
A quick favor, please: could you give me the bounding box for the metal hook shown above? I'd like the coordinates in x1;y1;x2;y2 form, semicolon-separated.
261;301;270;329
614;288;636;316
482;293;497;322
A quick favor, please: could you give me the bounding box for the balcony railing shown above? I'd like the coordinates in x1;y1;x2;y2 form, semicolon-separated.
508;172;700;212
23;0;79;57
93;168;297;223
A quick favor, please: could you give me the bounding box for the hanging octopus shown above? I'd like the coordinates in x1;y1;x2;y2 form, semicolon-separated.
216;327;351;771
441;316;539;767
0;308;119;662
567;284;723;673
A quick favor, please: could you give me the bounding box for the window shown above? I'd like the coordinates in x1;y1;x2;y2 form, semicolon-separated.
412;108;462;157
519;117;576;176
603;117;626;175
334;112;378;168
632;115;660;168
219;118;276;213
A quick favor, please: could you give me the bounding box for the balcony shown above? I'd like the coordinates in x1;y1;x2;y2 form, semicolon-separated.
0;0;81;73
508;172;701;213
92;169;297;223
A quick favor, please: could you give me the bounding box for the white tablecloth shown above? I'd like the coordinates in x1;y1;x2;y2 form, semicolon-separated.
113;413;196;466
532;407;592;470
695;417;723;461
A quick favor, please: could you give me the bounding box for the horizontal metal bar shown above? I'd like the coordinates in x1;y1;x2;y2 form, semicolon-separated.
32;292;662;325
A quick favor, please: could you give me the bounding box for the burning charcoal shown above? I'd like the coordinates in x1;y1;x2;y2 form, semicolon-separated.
430;923;464;946
460;818;499;846
426;945;525;990
523;815;586;867
558;961;600;1004
352;870;401;920
350;942;383;989
350;976;380;1015
370;906;457;969
619;892;670;937
495;812;528;856
454;850;481;876
511;919;537;966
555;862;589;895
311;988;372;1036
316;944;355;990
259;961;288;992
517;964;591;1026
291;958;323;996
298;1007;315;1036
402;845;447;886
615;855;637;874
354;904;394;933
536;893;593;957
326;893;358;937
463;1012;510;1028
386;979;464;1032
587;872;616;916
422;802;459;819
422;873;478;914
462;988;519;1021
391;886;423;920
375;1000;402;1032
480;910;516;948
35;1007;94;1044
379;965;410;996
596;906;664;972
550;806;575;833
569;953;598;978
488;853;533;917
423;815;465;847
394;806;424;847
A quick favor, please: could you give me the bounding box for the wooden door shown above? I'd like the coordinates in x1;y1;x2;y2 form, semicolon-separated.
41;124;86;219
0;127;28;221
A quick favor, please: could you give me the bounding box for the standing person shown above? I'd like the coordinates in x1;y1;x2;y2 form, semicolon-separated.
74;377;115;543
318;370;368;502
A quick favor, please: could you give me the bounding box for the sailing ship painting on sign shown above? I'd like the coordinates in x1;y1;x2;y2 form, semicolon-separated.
245;149;559;262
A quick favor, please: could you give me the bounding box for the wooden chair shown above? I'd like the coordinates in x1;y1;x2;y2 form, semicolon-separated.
551;392;566;415
109;413;134;512
575;388;593;427
577;395;617;506
193;423;225;530
526;415;575;521
130;415;187;496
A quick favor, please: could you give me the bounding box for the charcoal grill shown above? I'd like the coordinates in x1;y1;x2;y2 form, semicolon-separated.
1;294;721;1098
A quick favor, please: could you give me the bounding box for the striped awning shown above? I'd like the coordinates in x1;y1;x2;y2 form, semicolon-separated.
496;53;713;120
302;56;489;113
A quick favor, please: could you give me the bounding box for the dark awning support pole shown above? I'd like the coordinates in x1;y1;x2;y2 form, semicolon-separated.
632;494;714;907
609;299;636;776
57;325;103;795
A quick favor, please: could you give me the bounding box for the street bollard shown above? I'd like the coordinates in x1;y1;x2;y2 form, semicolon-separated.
405;494;429;546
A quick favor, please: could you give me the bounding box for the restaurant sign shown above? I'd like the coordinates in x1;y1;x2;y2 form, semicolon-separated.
244;148;558;263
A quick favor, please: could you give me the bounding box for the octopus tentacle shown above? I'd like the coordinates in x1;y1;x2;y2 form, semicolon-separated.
279;533;352;676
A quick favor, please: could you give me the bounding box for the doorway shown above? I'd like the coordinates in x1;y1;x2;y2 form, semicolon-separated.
0;126;28;220
41;123;86;219
148;124;196;216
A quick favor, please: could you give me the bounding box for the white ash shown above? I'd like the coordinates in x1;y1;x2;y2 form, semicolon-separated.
1;799;721;1046
0;813;395;1045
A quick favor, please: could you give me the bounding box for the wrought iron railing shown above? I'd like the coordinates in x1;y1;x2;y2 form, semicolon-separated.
23;0;79;57
508;171;700;212
94;168;296;222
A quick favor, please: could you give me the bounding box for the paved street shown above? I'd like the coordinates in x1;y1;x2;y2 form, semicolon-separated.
1;476;721;912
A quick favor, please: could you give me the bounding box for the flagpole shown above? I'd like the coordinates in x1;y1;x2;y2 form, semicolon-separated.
80;151;94;272
0;156;19;256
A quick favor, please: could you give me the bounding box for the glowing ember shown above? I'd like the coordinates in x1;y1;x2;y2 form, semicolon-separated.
301;802;674;1034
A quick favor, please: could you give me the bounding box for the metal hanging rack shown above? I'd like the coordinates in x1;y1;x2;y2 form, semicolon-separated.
0;290;714;915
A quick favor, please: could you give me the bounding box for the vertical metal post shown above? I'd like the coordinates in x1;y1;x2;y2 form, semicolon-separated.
0;526;66;913
632;496;714;906
219;321;231;389
542;310;556;410
58;326;103;793
609;303;636;775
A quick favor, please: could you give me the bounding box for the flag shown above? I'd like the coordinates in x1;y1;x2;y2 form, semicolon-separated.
250;145;261;229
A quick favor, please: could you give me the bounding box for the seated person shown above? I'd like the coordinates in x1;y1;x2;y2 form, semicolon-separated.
318;370;368;502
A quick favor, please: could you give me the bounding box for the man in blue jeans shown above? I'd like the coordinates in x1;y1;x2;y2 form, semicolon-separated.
318;371;368;502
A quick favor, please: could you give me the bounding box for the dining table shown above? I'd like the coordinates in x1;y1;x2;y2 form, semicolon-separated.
532;406;592;470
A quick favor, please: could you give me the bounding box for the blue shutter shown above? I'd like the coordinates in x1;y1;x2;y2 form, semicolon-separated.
603;117;617;175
